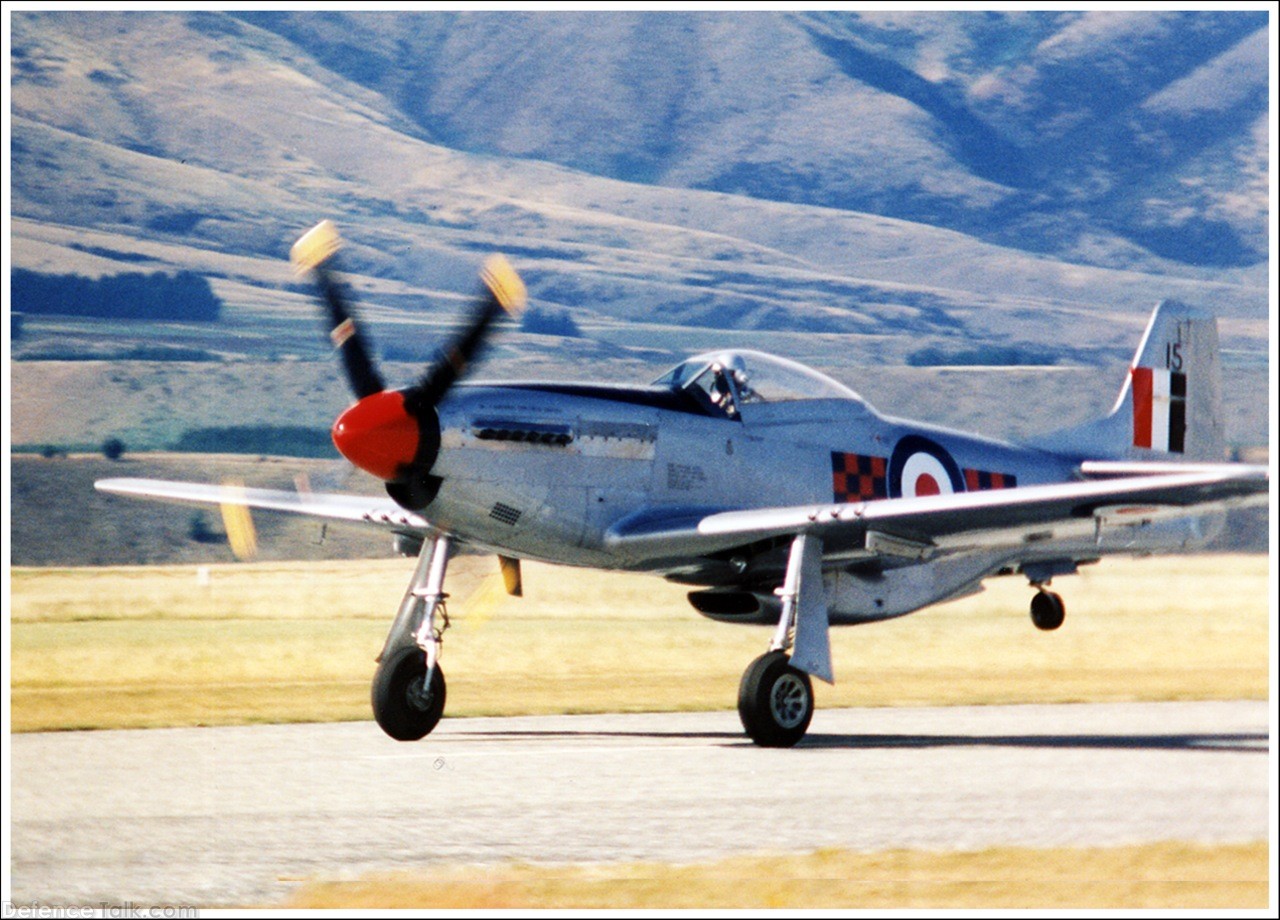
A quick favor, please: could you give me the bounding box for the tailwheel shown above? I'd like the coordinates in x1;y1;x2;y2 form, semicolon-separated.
738;650;814;747
372;646;446;741
1030;589;1066;631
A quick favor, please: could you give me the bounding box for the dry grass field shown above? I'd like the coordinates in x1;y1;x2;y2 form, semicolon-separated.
285;841;1269;909
8;553;1270;732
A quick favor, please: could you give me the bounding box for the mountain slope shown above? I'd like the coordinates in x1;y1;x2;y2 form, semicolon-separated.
235;9;1269;267
8;11;1269;369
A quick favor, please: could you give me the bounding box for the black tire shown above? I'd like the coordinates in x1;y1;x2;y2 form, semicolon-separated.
1030;590;1066;631
738;650;814;747
371;646;446;741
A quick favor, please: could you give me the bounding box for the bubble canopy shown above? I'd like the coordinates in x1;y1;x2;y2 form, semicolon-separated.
652;350;861;404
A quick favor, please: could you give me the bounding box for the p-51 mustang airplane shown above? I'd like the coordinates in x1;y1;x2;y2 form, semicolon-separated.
97;221;1269;746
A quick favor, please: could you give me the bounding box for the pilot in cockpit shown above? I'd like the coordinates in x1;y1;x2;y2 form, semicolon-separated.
708;356;762;418
708;363;736;416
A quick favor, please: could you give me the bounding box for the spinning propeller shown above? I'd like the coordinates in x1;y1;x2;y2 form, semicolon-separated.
290;221;526;510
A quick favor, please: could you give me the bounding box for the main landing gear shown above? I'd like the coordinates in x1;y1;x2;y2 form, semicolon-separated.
372;647;446;741
371;534;452;740
739;651;814;748
738;534;829;747
372;530;833;748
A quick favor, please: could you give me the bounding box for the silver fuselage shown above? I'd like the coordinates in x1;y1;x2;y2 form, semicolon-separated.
415;381;1217;623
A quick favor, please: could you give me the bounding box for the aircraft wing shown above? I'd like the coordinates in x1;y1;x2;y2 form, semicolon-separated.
95;478;431;532
607;467;1268;561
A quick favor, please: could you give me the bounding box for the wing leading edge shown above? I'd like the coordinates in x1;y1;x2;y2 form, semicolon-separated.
95;478;431;531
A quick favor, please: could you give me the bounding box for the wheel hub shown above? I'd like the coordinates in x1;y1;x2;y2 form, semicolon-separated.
405;673;434;712
770;673;809;729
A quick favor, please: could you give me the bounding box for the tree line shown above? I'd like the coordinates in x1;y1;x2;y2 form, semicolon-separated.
11;268;222;321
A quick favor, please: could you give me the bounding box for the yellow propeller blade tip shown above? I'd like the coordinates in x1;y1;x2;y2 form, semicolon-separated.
219;479;258;562
458;571;507;632
290;220;341;275
481;254;527;316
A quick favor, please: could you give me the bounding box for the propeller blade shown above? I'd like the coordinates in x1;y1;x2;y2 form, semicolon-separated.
406;255;526;414
218;479;259;561
293;223;526;513
291;220;386;400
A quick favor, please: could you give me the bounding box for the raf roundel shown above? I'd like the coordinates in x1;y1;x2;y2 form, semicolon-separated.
889;435;965;499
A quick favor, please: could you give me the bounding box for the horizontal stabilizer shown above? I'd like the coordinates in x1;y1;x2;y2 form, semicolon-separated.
1079;460;1269;478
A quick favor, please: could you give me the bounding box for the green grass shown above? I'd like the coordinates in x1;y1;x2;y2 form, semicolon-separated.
8;554;1271;731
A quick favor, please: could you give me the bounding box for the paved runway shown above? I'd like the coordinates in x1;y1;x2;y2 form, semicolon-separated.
8;700;1269;907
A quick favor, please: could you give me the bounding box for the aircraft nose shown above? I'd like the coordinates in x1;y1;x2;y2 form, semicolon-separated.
331;390;420;482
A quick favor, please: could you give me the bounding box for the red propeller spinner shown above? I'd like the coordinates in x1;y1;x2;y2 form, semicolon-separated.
290;220;525;502
331;389;420;483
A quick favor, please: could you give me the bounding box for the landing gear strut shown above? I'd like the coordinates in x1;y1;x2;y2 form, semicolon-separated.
738;534;827;747
1030;587;1066;631
372;533;452;740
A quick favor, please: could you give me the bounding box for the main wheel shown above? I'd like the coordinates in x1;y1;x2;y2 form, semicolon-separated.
1030;590;1066;631
738;651;814;747
371;646;446;741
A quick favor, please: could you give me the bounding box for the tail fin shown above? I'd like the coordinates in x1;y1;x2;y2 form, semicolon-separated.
1038;300;1226;462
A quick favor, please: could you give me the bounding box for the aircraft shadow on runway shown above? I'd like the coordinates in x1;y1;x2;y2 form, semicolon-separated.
795;731;1268;753
454;729;1268;753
